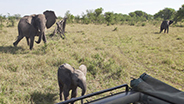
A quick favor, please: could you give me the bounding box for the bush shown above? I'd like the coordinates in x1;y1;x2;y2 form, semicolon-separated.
129;21;135;26
142;23;146;26
113;27;118;31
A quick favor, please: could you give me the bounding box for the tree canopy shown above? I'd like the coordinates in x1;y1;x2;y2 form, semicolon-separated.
154;8;176;20
174;4;184;23
2;4;184;28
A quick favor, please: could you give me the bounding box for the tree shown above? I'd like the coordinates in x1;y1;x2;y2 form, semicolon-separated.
129;12;136;17
14;14;21;20
81;13;90;24
7;13;16;27
104;12;114;25
114;13;122;24
174;4;184;23
134;11;144;17
65;10;74;23
154;8;176;20
129;10;152;21
95;7;103;17
94;7;104;24
0;14;6;30
75;15;81;23
86;9;95;23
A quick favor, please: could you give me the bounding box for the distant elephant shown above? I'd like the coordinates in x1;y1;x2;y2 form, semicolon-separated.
160;20;173;33
57;63;87;104
13;10;57;50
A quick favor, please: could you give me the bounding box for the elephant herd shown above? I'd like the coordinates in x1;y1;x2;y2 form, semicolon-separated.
13;10;174;50
12;10;174;103
12;10;86;103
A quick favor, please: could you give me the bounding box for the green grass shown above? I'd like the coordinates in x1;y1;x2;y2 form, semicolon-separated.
1;21;184;104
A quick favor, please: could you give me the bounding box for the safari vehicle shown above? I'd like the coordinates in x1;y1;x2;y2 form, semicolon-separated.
57;73;184;104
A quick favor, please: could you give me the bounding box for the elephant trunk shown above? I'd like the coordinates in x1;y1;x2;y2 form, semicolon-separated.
81;83;86;96
78;79;86;104
35;32;43;44
35;25;46;44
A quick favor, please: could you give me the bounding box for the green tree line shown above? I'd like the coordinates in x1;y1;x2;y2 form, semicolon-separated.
64;4;184;26
1;4;184;30
0;13;21;30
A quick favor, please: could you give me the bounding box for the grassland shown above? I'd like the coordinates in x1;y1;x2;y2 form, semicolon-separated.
0;21;184;104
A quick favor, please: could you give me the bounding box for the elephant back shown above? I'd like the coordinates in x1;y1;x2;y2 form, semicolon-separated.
58;63;74;74
18;15;38;35
58;63;75;86
19;15;33;26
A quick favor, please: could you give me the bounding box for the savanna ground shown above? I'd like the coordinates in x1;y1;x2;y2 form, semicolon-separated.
1;21;184;104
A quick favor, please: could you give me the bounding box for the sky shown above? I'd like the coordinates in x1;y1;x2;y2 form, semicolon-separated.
0;0;184;17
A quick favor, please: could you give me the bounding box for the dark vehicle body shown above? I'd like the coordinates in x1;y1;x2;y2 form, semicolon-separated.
57;73;184;104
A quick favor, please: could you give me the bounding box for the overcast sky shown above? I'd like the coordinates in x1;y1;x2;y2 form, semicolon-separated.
0;0;184;17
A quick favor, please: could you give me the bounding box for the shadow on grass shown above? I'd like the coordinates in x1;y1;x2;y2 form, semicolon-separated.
154;32;160;34
30;91;58;104
0;45;27;54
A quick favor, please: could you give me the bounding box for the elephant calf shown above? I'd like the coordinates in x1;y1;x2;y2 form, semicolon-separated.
160;20;173;33
57;63;87;103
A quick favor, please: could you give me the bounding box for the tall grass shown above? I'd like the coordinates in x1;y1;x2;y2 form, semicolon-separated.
0;21;184;104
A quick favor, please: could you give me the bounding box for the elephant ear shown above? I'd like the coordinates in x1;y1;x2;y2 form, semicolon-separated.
79;65;87;76
43;10;57;29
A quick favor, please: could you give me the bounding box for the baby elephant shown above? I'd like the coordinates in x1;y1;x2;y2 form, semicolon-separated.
57;63;87;103
160;20;173;33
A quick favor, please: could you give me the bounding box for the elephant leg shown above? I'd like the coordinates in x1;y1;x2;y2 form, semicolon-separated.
29;36;35;50
164;29;166;33
42;32;47;43
35;32;43;44
26;37;29;46
62;32;65;39
58;81;63;100
167;27;169;33
70;88;77;104
13;35;24;46
160;28;163;33
71;87;77;98
63;85;70;101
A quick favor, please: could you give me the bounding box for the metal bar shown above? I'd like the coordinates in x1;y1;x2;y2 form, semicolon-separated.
90;91;141;104
57;84;129;104
90;91;172;104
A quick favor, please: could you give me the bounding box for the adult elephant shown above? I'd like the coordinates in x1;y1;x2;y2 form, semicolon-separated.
13;10;57;50
160;20;173;33
57;63;87;104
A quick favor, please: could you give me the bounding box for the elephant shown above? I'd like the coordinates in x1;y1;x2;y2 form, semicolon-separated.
160;20;173;33
50;17;67;39
57;63;87;104
13;10;57;50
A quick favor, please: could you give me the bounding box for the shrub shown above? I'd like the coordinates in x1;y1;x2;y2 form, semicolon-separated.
113;27;118;31
142;23;146;26
129;21;135;26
